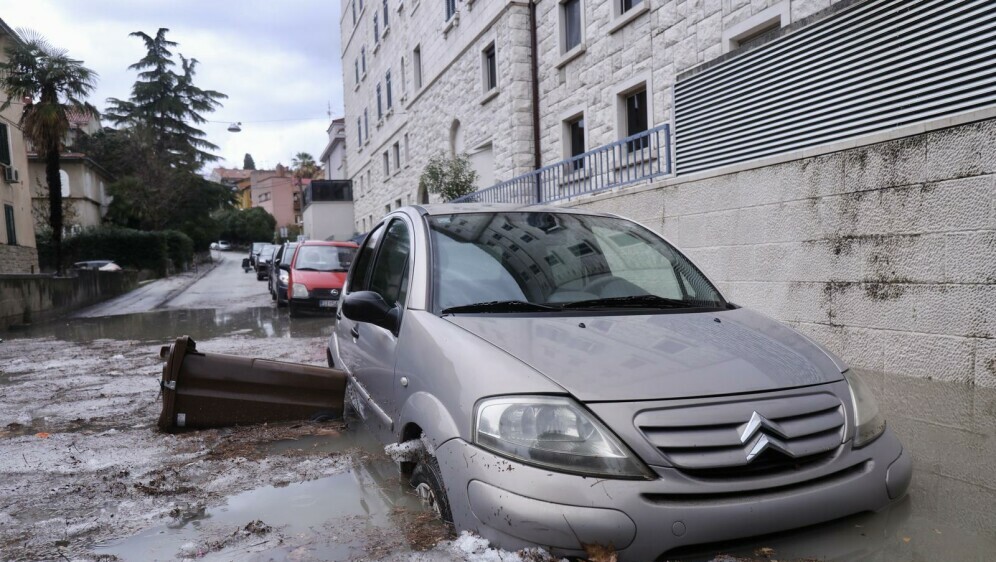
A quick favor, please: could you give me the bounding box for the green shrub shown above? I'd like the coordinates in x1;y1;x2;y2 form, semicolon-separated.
38;226;197;276
162;230;194;271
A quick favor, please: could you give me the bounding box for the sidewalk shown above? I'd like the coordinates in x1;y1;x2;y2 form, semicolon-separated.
73;253;222;318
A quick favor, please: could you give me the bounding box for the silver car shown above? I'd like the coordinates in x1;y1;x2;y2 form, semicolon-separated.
328;204;911;560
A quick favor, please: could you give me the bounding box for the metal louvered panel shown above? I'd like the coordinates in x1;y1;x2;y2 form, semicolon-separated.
673;0;996;174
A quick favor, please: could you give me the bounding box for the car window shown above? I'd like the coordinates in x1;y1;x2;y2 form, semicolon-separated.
348;223;385;292
368;219;411;307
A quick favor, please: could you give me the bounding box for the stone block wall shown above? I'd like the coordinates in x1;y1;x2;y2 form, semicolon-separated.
0;245;39;275
0;269;138;329
568;117;996;386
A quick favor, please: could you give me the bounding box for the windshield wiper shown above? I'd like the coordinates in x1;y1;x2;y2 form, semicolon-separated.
559;295;714;310
442;300;562;314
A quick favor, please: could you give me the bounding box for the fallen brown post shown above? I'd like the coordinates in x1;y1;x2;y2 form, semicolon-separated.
157;336;347;432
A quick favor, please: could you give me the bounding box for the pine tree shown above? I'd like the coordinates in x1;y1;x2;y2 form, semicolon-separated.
105;28;226;170
243;153;256;170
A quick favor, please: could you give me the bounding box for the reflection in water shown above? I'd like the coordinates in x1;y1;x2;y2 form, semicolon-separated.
5;307;335;343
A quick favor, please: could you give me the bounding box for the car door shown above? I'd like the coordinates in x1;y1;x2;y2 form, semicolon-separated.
337;219;412;428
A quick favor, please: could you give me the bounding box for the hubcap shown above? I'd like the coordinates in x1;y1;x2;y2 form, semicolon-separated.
414;482;440;517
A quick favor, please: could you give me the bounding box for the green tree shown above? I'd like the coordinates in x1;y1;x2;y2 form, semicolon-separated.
105;28;226;170
418;153;478;202
291;152;320;180
0;30;98;275
243;153;255;170
216;207;276;244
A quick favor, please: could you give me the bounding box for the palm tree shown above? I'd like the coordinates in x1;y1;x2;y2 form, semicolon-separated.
0;30;97;274
291;152;320;180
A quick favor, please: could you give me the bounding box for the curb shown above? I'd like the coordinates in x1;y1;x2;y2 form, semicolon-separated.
155;253;223;309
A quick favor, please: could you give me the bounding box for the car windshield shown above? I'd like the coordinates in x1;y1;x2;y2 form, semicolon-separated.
294;245;356;272
260;246;275;258
279;244;298;263
428;212;725;312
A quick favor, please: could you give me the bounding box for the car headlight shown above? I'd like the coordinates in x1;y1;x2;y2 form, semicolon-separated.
844;370;886;447
278;271;289;283
291;283;309;298
474;396;652;479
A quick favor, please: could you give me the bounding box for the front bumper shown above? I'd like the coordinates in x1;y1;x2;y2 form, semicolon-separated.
289;296;339;313
434;428;911;561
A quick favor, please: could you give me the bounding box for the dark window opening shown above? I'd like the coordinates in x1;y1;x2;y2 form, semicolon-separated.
620;0;642;14
484;44;497;91
567;115;585;170
446;0;456;20
4;204;16;246
563;0;582;52
625;88;649;151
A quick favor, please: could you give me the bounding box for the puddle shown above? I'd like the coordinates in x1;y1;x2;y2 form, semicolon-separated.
3;306;334;343
97;430;447;561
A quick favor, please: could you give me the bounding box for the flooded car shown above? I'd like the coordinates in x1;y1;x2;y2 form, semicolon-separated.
287;241;357;317
329;204;912;560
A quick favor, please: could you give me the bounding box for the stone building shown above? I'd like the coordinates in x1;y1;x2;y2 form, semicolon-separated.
341;0;996;385
0;19;39;274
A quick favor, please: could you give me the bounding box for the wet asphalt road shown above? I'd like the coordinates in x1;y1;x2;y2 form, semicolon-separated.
4;252;996;560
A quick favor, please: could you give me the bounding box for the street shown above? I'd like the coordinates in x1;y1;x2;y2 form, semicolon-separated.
1;253;994;561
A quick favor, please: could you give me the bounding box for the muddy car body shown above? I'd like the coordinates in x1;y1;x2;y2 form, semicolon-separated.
329;204;912;560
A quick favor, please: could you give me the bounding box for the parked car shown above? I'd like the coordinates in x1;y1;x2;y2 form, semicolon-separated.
329;205;911;560
72;260;115;270
286;241;357;317
268;242;299;307
248;242;268;269
254;244;276;280
217;240;232;251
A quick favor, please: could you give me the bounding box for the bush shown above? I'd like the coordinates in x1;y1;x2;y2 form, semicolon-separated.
38;226;194;276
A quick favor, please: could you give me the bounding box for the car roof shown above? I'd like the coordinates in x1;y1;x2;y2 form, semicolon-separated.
411;203;616;218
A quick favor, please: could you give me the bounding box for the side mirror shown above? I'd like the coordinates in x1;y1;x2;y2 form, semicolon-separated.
279;262;291;271
342;291;399;333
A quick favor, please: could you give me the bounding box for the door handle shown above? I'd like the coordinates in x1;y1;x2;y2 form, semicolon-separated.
350;326;359;339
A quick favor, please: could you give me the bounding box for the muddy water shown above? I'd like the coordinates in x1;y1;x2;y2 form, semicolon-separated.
4;306;334;343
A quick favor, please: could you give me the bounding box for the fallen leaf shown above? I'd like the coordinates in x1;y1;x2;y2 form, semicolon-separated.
755;546;776;557
903;537;911;543
35;432;50;439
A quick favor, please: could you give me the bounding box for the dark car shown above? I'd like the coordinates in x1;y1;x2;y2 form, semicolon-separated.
268;242;299;307
254;244;276;280
286;241;358;317
248;242;268;269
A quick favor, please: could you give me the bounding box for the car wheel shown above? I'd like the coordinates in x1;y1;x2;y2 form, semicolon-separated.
410;455;453;523
270;290;276;301
277;298;287;308
288;302;299;318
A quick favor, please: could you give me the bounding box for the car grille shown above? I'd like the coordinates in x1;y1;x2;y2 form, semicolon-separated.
635;392;845;478
310;288;340;299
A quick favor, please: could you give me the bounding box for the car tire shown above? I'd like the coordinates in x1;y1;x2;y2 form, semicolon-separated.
288;302;299;318
277;298;287;308
410;455;453;524
270;290;276;301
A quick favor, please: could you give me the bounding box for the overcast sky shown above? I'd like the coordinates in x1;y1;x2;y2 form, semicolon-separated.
1;0;343;173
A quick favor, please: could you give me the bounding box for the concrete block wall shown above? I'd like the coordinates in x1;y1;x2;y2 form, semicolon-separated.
569;117;996;387
0;269;139;329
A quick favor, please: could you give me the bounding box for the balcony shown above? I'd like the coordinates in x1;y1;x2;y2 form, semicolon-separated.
453;124;671;204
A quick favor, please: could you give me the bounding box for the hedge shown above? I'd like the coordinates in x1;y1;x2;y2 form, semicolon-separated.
38;226;195;276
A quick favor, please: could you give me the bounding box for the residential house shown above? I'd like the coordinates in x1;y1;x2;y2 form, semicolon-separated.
250;169;304;234
28;112;113;231
0;19;38;273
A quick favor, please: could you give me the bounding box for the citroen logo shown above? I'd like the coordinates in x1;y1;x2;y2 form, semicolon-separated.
739;411;789;462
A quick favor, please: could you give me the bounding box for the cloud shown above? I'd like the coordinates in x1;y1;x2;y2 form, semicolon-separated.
1;0;343;172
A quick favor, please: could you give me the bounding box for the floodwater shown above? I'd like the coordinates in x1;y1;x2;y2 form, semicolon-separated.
3;306;335;343
6;303;996;561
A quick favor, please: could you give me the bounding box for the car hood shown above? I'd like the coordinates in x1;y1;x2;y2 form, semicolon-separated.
444;308;844;402
292;270;347;289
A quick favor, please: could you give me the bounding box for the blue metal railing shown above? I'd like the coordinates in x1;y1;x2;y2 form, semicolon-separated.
453;124;671;204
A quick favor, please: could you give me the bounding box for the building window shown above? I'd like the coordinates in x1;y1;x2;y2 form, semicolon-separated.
364;109;369;140
565;114;585;170
404;133;410;163
359;0;364;9
384;204;391;214
413;45;423;89
445;0;456;20
620;0;642;14
624;87;649;151
4;204;15;246
376;83;383;119
392;142;401;170
561;0;582;53
374;13;380;40
383;151;390;175
354;59;360;84
394;198;402;209
383;0;390;29
361;47;367;74
385;70;393;109
482;42;497;92
0;123;10;166
357;117;363;145
352;0;357;25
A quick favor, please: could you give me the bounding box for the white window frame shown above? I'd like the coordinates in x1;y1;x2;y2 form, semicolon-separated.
721;1;789;54
608;0;649;34
556;0;586;68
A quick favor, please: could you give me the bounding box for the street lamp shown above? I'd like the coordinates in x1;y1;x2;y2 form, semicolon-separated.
227;122;242;132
